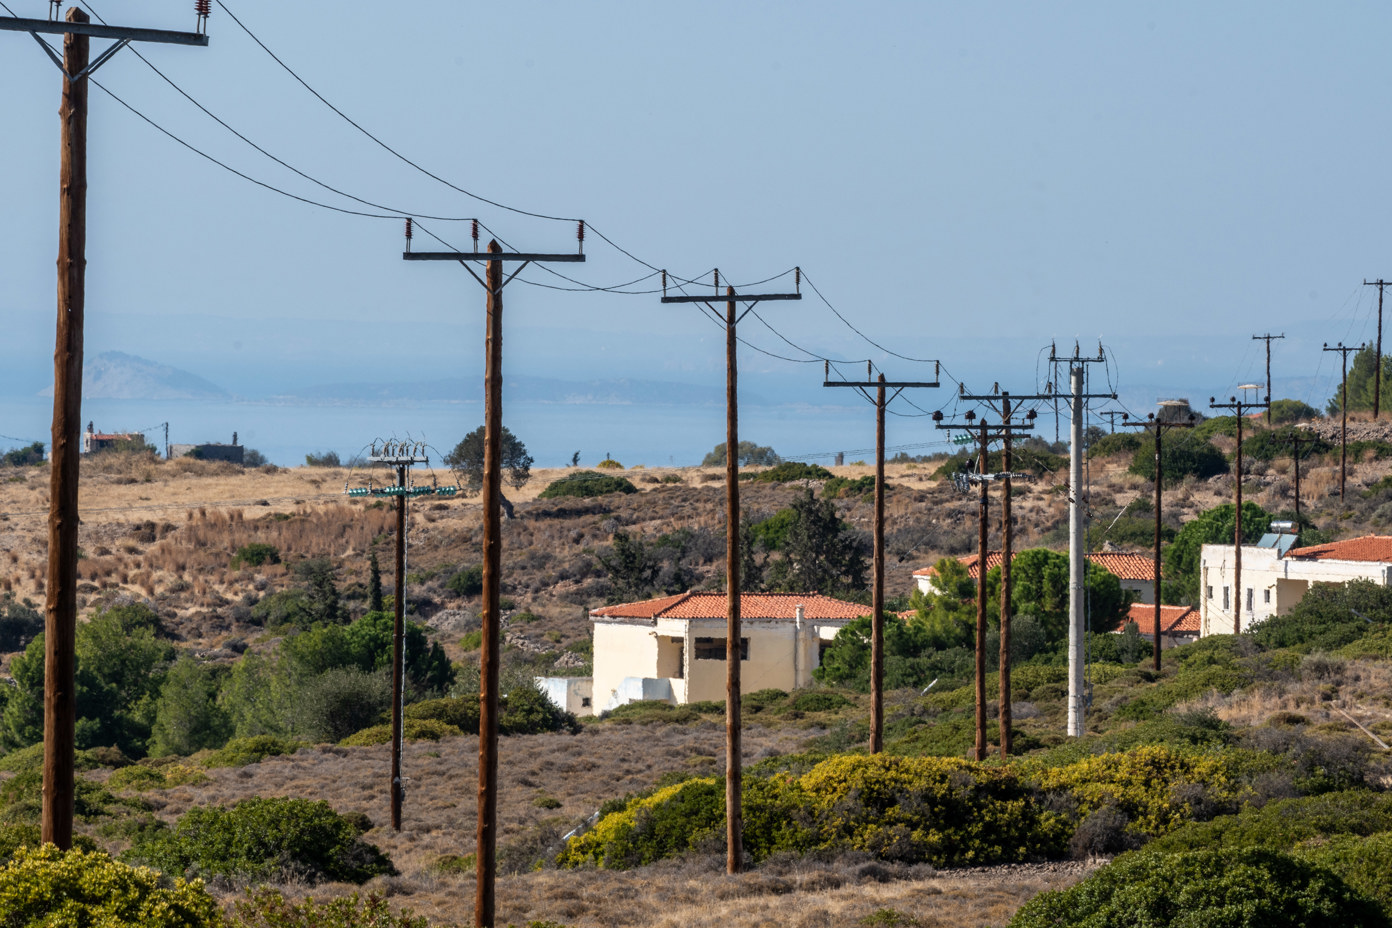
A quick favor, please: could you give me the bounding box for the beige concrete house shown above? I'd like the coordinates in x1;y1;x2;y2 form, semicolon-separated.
1199;534;1392;635
590;592;869;714
913;550;1158;603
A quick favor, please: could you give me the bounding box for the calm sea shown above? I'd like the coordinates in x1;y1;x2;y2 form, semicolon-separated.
0;395;950;469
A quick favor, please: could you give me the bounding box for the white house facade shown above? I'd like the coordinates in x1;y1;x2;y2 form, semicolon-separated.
589;592;869;715
1198;535;1392;635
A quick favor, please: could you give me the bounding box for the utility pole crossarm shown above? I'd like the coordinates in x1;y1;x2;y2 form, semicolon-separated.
0;16;208;45
823;381;940;389
660;293;801;303
403;252;585;262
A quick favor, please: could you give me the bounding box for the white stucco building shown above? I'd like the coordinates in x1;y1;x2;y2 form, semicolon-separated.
1199;534;1392;635
589;591;869;714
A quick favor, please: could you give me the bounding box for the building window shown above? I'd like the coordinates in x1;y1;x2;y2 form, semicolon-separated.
1207;585;1214;600
581;697;591;708
694;637;749;660
1246;588;1254;612
1222;587;1230;610
1263;588;1271;605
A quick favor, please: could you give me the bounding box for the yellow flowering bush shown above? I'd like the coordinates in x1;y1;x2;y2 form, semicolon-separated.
1034;745;1247;836
0;845;220;927
797;754;1069;866
557;778;724;868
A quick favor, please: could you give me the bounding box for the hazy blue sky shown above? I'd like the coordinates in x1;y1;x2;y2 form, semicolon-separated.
3;2;1392;442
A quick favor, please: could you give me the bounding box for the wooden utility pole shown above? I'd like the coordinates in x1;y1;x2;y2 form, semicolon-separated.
0;6;207;852
351;441;435;832
404;230;583;928
1324;342;1359;504
935;402;1035;759
1209;393;1269;634
1281;431;1319;525
662;275;800;873
1122;409;1194;671
1365;281;1388;419
822;363;938;753
1100;410;1127;433
1252;333;1285;425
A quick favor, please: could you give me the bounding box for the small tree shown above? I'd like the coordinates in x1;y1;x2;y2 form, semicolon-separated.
702;440;781;467
1163;501;1271;606
149;657;233;757
304;450;341;467
368;551;384;614
445;425;533;492
762;489;868;596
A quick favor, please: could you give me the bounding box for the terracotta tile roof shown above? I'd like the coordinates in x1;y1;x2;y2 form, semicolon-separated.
1123;603;1200;635
1089;553;1157;581
914;551;1157;581
591;591;871;622
1286;535;1392;564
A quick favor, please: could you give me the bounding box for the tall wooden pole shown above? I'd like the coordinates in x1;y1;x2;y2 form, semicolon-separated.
1377;284;1385;421
974;420;989;762
998;399;1013;758
724;285;744;873
43;7;89;852
476;241;503;928
1152;423;1163;670
869;375;886;754
390;464;406;832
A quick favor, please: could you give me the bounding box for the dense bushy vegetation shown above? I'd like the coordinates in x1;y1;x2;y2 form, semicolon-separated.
126;797;395;886
537;470;638;499
1127;433;1229;484
702;440;780;466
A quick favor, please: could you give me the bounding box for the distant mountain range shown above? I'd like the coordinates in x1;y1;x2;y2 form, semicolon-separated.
38;351;231;400
273;375;752;406
34;353;763;407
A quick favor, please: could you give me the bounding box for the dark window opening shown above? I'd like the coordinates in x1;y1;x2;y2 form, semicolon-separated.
694;636;749;660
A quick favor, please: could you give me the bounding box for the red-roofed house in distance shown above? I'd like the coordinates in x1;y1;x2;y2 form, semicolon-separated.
1200;529;1392;635
913;549;1158;604
587;592;869;715
1117;603;1201;649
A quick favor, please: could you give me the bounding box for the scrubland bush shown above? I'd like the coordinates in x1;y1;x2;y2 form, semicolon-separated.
340;718;461;746
0;845;220;928
230;890;435;928
198;734;303;769
1009;846;1386;928
127;796;394;886
538;471;637;499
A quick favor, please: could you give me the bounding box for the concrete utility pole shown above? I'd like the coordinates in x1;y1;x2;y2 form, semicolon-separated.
404;226;583;928
1252;333;1285;425
934;402;1035;759
1122;408;1195;671
1209;391;1270;634
1048;344;1114;738
662;272;800;874
1324;342;1360;504
1365;281;1388;419
0;6;207;852
822;362;939;753
347;442;452;831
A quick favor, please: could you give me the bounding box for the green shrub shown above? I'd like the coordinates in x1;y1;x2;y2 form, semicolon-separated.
446;565;484;597
0;742;119;773
127;796;395;885
600;701;702;725
822;475;878;499
537;470;638;499
108;763;209;792
0;770;135;825
1008;846;1387;928
1300;832;1392;915
0;823;97;864
230;543;281;569
790;691;853;712
1088;431;1142;458
230;889;435;928
340;718;462;746
595;458;624;469
405;696;479;733
749;461;834;483
199;735;303;769
0;845;220;928
1147;790;1392;854
1128;434;1229;484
